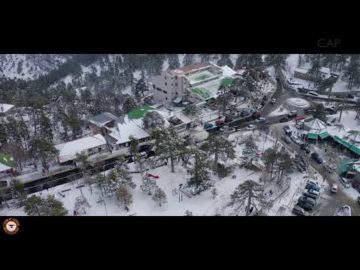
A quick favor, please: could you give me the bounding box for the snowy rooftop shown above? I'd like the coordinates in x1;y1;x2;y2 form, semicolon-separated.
304;118;328;133
0;162;12;172
171;63;212;75
55;134;107;163
109;115;150;144
188;65;236;100
0;103;14;113
88;112;118;127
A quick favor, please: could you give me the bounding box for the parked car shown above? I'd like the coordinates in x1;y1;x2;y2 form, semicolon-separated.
246;124;256;130
357;196;360;205
298;87;308;93
296;201;314;212
279;117;288;123
240;110;251;117
298;196;317;207
255;117;266;123
339;177;351;188
287;110;297;118
352;181;360;192
325;107;337;115
300;143;311;153
311;152;323;164
292;205;307;216
204;123;214;130
291;135;301;144
323;164;335;174
306;180;321;189
282;136;291;144
270;98;276;104
303;189;320;200
308;91;319;97
252;111;261;119
330;184;338;193
305;183;320;192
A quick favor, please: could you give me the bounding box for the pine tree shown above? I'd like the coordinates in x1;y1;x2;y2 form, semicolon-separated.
344;55;360;90
9;179;27;206
29;138;58;172
265;54;289;80
143;111;165;130
39;112;53;141
129;136;146;177
168;54;180;70
151;127;187;173
312;104;327;122
43;195;68;216
308;55;322;87
183;54;195;66
24;195;68;216
24;195;44;216
152;187;167;207
277;152;293;183
201;133;235;175
297;54;304;68
235;54;263;69
262;147;278;179
122;96;137;114
200;54;211;63
217;54;234;68
134;78;148;100
321;54;337;70
116;186;133;210
228;180;265;216
187;149;212;194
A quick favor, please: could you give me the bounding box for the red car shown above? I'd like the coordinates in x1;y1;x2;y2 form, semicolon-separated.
293;115;305;122
146;173;159;179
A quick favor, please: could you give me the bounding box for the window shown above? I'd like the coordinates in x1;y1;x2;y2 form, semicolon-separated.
98;147;102;152
153;85;156;89
165;82;167;86
165;97;168;100
175;76;178;79
163;90;168;94
156;87;162;92
175;83;178;86
165;76;167;80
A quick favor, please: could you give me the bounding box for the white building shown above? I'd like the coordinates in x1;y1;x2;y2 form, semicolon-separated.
151;63;236;105
0;103;15;116
55;134;108;164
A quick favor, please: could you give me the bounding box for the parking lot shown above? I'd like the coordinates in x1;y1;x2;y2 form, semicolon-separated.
270;123;360;216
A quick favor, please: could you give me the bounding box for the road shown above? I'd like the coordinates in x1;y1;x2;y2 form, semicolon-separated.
270;123;360;216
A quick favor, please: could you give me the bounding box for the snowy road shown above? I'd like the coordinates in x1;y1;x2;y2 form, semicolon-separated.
270;123;360;216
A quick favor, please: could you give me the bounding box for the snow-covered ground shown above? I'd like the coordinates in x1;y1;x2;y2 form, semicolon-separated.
268;106;289;117
0;130;308;216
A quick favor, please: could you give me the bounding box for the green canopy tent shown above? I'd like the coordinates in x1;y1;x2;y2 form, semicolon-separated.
307;133;318;140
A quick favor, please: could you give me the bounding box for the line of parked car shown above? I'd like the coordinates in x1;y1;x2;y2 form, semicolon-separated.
292;180;321;216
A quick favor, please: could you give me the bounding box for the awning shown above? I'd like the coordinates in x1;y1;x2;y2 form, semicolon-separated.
319;132;330;139
307;133;318;140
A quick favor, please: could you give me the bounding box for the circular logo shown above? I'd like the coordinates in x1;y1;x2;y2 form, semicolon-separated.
3;218;20;235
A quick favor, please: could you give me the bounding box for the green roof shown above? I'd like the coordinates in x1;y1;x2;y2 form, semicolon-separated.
333;136;360;157
339;159;359;174
220;77;234;87
191;87;211;99
0;153;15;167
319;132;330;139
128;105;154;119
308;133;318;140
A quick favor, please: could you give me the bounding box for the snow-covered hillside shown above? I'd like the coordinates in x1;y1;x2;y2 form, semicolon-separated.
0;54;72;80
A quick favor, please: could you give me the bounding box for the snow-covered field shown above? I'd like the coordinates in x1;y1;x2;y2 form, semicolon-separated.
0;130;309;216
